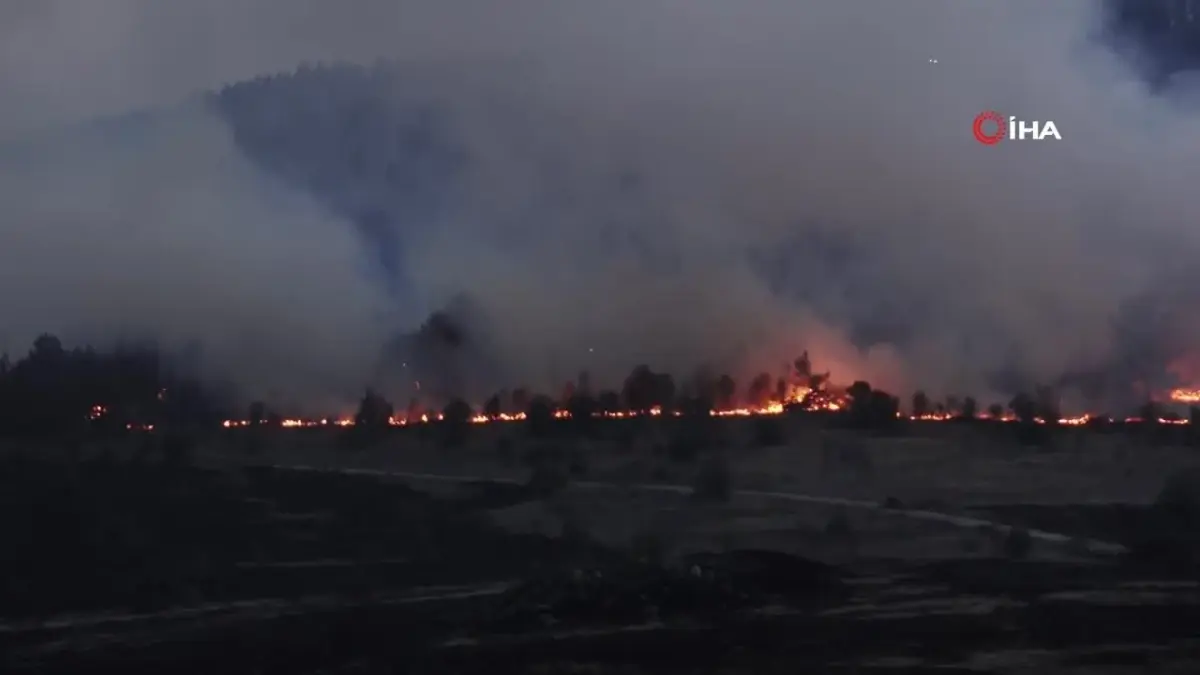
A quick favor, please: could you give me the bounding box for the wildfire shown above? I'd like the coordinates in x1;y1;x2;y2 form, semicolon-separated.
206;408;1193;430
96;367;1200;432
204;389;1193;430
1170;388;1200;403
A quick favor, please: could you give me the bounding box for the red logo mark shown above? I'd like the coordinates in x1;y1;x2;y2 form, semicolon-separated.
972;110;1006;145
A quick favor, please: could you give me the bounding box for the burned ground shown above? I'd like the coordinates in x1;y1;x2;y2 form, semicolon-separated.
4;416;1200;674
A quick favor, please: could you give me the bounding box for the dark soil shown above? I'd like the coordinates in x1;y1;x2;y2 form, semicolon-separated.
4;456;1200;674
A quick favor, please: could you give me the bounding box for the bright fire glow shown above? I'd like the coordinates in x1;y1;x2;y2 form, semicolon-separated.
198;385;1196;431
1170;388;1200;403
93;378;1200;432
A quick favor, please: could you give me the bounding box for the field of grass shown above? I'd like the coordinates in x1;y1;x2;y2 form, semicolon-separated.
4;416;1200;673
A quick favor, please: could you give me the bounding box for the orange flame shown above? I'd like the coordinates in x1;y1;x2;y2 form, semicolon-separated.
104;379;1200;431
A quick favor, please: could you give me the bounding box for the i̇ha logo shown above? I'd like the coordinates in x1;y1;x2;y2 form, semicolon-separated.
972;110;1062;145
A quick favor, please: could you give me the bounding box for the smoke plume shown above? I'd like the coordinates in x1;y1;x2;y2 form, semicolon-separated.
2;1;1199;408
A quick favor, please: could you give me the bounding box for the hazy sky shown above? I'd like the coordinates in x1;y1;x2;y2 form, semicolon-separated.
2;1;1199;408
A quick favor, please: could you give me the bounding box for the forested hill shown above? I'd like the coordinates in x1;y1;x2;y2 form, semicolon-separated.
208;63;468;285
1106;0;1200;77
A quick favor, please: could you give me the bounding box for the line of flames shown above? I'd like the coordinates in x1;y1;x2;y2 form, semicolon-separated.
91;386;1200;432
214;409;1191;430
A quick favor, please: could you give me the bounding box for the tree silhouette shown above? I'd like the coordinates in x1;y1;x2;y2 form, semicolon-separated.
1139;400;1163;422
567;392;598;435
945;395;961;415
846;381;898;429
794;351;812;379
653;372;676;410
961;396;978;420
355;389;393;429
1034;386;1060;424
848;381;872;406
0;335;227;436
715;374;736;410
747;373;773;407
912;391;930;417
622;366;675;413
526;395;555;437
597;390;620;414
1009;392;1036;424
1008;391;1046;446
868;390;900;427
30;333;65;362
511;388;530;414
248;401;266;425
440;398;473;447
483;394;502;420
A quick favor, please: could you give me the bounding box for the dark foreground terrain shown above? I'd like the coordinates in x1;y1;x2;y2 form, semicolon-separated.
2;450;1200;674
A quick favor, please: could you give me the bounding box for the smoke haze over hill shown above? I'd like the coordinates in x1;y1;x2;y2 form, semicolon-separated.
1;1;1200;410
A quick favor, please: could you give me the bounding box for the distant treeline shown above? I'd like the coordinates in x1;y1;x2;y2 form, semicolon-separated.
0;334;229;436
1;334;1197;443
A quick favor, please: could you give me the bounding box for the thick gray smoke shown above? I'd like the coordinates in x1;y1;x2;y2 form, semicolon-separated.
2;1;1200;408
0;109;393;410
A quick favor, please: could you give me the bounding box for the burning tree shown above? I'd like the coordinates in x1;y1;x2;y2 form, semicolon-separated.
795;352;812;379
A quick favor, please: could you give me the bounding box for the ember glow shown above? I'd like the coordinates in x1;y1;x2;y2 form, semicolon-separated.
1170;388;1200;403
204;386;1195;430
209;409;1191;430
85;354;1200;432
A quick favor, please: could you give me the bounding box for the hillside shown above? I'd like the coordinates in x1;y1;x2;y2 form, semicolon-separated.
208;63;467;286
